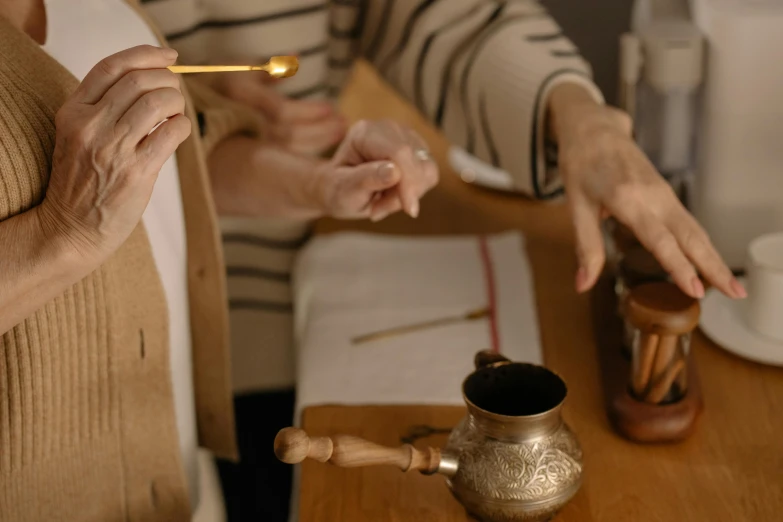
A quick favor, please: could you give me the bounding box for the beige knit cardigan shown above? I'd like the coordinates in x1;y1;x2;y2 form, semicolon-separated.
0;2;264;520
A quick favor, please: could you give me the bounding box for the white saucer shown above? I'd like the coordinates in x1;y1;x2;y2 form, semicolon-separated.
700;278;783;366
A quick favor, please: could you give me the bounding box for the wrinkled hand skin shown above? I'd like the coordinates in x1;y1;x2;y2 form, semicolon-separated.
549;82;744;300
206;120;438;223
39;45;191;265
314;119;439;221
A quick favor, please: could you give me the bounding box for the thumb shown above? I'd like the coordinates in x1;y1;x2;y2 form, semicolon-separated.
569;193;606;293
341;161;401;196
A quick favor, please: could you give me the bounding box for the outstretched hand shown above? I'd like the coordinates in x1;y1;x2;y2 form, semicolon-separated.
548;83;744;300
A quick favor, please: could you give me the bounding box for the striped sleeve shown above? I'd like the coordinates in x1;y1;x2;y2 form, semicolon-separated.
140;0;332;101
329;0;604;198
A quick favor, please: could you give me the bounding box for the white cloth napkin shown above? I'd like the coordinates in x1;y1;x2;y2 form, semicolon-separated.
287;231;543;522
292;231;543;416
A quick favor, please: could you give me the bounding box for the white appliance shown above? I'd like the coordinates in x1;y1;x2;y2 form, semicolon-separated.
626;0;783;269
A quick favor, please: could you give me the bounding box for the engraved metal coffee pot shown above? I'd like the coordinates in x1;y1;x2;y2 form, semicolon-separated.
274;351;583;522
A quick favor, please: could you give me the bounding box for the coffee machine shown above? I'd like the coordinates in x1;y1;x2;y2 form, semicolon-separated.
623;0;783;270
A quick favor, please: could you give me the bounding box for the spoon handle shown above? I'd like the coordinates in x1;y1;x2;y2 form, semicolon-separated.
274;427;441;475
167;56;298;77
167;65;265;74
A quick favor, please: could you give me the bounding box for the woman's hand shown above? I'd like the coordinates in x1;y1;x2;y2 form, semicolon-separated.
548;82;744;300
212;70;347;156
38;45;191;264
207;119;437;221
314;119;439;221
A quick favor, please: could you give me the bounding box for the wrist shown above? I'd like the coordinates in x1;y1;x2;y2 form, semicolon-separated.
22;203;97;280
546;82;603;142
257;147;328;220
208;136;327;220
0;204;103;334
306;161;334;220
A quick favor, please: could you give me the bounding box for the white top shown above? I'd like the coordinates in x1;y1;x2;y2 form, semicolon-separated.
43;0;200;509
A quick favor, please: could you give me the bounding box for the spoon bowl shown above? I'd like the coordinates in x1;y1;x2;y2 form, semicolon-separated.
266;55;299;78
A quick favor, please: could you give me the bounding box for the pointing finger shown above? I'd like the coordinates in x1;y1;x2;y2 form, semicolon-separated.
569;193;606;293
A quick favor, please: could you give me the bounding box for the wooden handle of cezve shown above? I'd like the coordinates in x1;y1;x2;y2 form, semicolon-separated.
274;427;442;475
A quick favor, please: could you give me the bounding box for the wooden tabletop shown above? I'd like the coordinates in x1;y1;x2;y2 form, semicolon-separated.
297;62;783;522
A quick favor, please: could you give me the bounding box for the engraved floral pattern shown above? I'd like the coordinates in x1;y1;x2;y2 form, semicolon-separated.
444;417;583;503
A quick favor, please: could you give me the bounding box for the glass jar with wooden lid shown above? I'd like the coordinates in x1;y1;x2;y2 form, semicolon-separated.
624;282;700;405
616;246;671;351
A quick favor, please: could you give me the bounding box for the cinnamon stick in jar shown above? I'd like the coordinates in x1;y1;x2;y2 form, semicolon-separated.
624;282;700;405
646;358;686;404
651;334;679;379
675;346;688;393
631;333;658;396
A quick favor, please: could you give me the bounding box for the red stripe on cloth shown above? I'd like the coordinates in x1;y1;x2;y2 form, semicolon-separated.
478;236;500;353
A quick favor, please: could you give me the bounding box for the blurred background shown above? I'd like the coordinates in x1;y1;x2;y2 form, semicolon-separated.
544;0;632;104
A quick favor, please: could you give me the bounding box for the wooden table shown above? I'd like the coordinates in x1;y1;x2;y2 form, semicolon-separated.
297;62;783;522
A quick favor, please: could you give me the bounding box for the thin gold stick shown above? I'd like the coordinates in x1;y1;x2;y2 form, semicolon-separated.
168;65;266;73
167;56;299;78
352;307;490;345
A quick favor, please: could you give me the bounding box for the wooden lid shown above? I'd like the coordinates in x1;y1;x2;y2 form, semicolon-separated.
619;247;668;287
625;282;700;334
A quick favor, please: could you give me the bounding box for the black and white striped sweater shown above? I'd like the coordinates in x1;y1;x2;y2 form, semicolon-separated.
141;0;603;392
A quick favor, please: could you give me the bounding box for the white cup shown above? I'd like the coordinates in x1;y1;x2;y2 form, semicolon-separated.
745;232;783;342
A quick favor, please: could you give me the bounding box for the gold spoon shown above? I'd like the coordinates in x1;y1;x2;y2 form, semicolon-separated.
168;55;299;78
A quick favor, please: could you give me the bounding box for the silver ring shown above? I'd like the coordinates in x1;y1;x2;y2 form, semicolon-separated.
414;148;432;162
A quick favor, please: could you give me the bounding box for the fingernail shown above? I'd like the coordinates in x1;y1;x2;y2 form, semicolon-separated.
371;211;388;223
692;277;706;299
730;277;747;299
575;266;588;293
163;47;178;59
377;162;395;182
408;200;420;219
